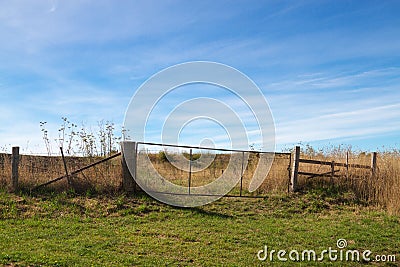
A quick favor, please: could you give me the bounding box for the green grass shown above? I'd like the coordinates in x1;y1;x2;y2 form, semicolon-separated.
0;188;399;266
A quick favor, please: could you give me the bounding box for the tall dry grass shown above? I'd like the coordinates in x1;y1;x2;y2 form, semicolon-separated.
0;153;122;193
139;150;291;196
295;147;400;215
373;151;400;215
0;145;399;214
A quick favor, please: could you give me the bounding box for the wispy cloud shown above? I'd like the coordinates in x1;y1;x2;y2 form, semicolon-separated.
276;103;400;144
1;1;399;153
261;65;400;149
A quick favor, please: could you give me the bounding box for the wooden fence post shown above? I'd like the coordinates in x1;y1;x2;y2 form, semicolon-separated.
121;141;137;193
371;152;377;177
290;146;300;192
11;146;20;192
346;151;349;180
188;149;192;195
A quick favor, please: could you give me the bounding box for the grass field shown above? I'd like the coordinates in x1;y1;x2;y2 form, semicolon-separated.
1;188;399;266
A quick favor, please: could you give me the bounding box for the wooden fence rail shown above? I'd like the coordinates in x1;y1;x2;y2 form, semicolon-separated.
33;152;122;190
290;146;377;192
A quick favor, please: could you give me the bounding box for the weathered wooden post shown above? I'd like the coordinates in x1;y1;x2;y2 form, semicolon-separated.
330;161;335;185
346;151;349;180
11;146;20;192
121;141;137;193
290;146;300;192
287;153;292;194
371;152;377;178
188;149;192;195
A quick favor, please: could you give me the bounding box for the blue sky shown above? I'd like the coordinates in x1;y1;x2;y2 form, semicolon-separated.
1;0;400;154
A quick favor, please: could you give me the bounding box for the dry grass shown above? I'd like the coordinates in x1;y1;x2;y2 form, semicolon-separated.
0;153;122;194
140;151;290;196
0;147;399;214
372;151;400;215
296;149;400;215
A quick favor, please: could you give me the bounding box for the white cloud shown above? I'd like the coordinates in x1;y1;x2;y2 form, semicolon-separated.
276;103;400;144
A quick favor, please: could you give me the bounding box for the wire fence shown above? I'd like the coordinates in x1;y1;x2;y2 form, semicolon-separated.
2;143;396;212
0;152;122;193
